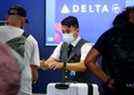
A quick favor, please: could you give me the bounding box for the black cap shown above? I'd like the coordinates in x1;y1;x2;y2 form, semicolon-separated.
8;5;27;17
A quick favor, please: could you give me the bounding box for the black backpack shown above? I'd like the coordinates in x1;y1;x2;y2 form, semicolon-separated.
6;32;29;57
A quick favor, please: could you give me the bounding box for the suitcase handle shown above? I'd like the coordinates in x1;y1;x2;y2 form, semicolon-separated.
55;83;69;89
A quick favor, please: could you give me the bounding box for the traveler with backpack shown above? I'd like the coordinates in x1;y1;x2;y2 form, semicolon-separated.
0;5;40;95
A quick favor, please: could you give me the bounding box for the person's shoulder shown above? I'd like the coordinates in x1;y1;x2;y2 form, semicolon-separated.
80;38;93;48
98;27;115;39
84;42;93;46
0;25;16;35
0;25;9;30
80;38;92;45
26;35;38;46
82;42;93;48
0;25;24;33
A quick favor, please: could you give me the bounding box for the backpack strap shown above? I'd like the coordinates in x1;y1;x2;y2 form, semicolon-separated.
6;32;30;57
22;32;30;38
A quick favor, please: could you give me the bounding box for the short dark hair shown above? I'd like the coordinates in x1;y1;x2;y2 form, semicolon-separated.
113;6;134;27
125;6;134;13
61;16;79;28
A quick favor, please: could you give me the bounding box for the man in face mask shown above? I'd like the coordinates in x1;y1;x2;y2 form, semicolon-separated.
62;24;78;44
42;16;93;83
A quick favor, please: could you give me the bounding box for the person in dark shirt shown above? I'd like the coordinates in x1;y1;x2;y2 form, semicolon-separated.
84;6;134;95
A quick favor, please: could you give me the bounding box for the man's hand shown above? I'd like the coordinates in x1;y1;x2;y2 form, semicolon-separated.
41;59;63;70
47;62;63;70
30;64;39;84
40;60;49;69
106;78;114;89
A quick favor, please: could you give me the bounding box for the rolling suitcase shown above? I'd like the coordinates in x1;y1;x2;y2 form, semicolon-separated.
47;82;99;95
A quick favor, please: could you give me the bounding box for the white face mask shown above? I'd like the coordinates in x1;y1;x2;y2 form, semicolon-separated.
62;33;75;44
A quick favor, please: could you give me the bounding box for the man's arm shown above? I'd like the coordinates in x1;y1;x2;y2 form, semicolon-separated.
84;48;111;83
42;58;86;72
65;61;86;71
26;35;40;83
